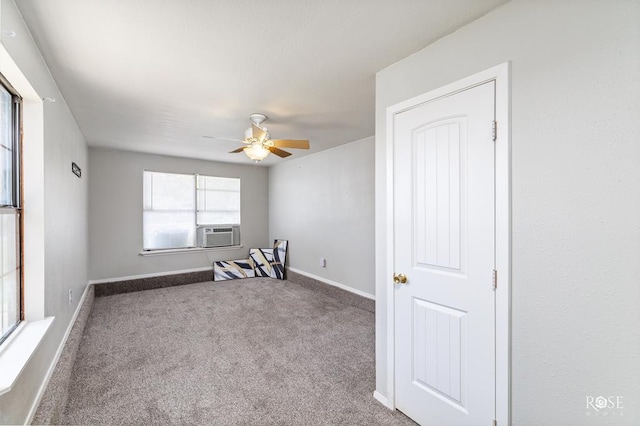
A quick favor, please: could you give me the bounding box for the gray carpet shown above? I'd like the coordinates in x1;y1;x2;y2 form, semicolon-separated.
62;278;415;425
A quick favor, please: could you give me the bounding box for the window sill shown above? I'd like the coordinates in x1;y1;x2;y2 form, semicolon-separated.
0;317;54;396
139;245;244;257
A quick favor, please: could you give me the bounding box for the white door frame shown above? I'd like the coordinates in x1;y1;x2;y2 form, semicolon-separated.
383;62;511;425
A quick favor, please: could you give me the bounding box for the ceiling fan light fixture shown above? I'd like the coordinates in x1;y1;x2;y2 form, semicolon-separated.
244;142;270;162
212;113;309;162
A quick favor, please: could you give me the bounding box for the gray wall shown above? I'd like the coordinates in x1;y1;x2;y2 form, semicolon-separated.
0;0;89;423
88;148;269;280
375;0;640;424
269;137;375;296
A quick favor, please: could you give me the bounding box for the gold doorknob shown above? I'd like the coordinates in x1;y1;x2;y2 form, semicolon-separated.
393;273;408;284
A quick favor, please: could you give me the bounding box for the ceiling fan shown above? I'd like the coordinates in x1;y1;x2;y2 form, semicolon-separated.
205;113;310;162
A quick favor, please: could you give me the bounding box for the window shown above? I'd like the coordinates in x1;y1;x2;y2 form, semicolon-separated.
0;75;22;345
143;171;240;250
196;175;241;225
143;172;196;250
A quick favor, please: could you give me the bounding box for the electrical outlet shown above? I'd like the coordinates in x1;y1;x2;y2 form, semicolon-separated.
68;289;73;305
320;258;326;268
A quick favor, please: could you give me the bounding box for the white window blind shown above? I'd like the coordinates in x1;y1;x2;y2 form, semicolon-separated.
196;175;240;225
143;171;196;250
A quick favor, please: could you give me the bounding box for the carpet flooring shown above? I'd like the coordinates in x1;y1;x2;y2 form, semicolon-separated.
61;278;415;425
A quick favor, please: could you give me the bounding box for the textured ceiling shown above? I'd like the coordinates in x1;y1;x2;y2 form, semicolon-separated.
15;0;506;166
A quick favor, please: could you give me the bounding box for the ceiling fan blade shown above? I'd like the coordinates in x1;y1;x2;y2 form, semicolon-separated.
268;146;292;158
203;136;245;143
229;147;246;153
252;124;267;141
271;139;310;149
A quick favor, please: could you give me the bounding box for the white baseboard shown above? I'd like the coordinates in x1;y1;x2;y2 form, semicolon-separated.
88;266;212;285
25;282;91;424
287;267;375;300
373;390;394;409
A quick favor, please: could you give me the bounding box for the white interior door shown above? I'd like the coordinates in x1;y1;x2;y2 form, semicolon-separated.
393;81;496;425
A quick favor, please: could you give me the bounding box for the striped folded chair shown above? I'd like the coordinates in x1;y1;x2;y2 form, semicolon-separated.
214;239;288;281
213;258;255;281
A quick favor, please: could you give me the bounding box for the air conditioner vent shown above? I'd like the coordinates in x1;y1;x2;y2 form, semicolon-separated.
197;225;239;248
212;228;232;233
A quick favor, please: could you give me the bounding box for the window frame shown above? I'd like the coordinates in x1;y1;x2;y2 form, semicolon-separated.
142;170;241;252
0;72;23;346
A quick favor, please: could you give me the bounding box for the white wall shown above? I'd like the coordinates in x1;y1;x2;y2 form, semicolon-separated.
269;137;375;297
0;0;88;423
375;1;640;424
88;148;269;280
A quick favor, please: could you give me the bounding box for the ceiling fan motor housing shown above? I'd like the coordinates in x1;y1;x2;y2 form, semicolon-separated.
246;113;270;141
244;127;270;142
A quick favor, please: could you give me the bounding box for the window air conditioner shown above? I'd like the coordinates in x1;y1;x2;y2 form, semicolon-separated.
197;225;239;248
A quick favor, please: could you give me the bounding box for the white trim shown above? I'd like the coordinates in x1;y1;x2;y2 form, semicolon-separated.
0;317;54;396
25;284;91;424
385;85;397;409
384;62;511;424
287;267;375;300
494;62;512;426
373;390;393;409
138;245;243;257
88;266;213;285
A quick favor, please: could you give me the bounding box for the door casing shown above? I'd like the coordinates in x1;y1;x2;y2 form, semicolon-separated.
383;62;511;425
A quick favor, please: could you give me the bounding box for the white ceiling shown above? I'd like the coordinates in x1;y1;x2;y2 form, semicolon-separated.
16;0;506;166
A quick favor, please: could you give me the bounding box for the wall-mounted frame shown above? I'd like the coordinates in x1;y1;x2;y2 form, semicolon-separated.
72;162;81;178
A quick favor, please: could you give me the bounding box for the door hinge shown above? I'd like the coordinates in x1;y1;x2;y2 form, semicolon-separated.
492;269;497;289
492;420;497;426
492;120;497;141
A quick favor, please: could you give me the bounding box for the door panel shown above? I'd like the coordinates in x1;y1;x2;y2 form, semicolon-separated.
394;82;495;426
414;118;465;271
413;299;467;409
